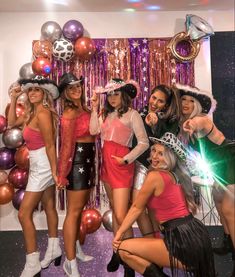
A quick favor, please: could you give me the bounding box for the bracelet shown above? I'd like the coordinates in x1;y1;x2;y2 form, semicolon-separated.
124;159;128;165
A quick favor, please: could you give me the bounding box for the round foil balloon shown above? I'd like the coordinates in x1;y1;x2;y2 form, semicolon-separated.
0;147;16;170
14;145;29;170
2;128;24;149
74;37;96;61
19;62;35;79
12;189;25;210
32;57;52;77
0;183;14;205
33;40;53;58
186;14;214;41
8;166;28;189
0;170;8;184
63;20;84;41
0;115;7;134
41;21;62;42
81;208;102;234
16;93;28;105
102;210;113;232
5;103;25;119
53;38;74;62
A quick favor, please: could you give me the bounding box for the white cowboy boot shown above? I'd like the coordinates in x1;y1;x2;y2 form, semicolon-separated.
20;251;41;277
40;237;62;269
63;258;80;277
76;240;93;262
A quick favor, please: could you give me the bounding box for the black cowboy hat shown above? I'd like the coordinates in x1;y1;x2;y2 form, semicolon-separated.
58;72;84;93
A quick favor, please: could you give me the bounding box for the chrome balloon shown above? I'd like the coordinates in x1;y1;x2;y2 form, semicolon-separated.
2;128;24;149
102;210;113;232
41;21;62;42
19;62;35;79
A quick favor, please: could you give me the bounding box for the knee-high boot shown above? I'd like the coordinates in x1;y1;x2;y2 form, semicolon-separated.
143;263;168;277
123;262;135;277
40;237;62;269
20;251;41;277
107;251;121;272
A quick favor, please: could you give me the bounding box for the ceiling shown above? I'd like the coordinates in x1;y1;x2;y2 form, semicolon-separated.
0;0;234;12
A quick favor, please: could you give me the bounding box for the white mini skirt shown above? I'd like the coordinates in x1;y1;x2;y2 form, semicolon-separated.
133;161;148;190
26;147;54;192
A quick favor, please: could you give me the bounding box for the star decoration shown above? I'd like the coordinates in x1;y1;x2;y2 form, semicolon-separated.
143;67;147;72
143;77;146;81
142;57;147;62
144;87;148;92
88;180;91;185
143;38;148;44
114;40;119;46
132;40;140;49
86;158;90;163
114;49;119;56
77;147;83;152
142;48;148;53
172;78;176;83
78;167;85;174
115;68;120;74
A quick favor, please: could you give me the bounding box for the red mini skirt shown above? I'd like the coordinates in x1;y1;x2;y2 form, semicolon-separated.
101;140;134;189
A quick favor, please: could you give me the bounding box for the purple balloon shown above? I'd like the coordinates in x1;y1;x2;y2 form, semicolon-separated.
63;20;84;41
12;189;25;210
0;147;16;170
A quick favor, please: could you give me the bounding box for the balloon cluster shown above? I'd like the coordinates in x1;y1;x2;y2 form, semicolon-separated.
0;113;29;208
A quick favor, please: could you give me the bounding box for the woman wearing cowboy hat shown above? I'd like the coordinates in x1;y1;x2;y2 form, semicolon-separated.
90;78;149;276
176;84;235;276
113;132;215;277
58;72;95;277
8;76;61;277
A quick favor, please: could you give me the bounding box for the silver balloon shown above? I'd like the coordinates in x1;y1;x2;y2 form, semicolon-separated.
17;93;28;104
102;210;113;232
41;21;62;42
19;62;35;79
186;14;214;41
2;128;24;149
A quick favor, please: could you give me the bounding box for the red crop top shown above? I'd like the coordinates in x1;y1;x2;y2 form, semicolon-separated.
23;126;45;150
74;111;91;139
148;171;189;222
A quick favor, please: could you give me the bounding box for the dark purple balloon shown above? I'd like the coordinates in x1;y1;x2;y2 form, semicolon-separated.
8;166;28;189
63;20;84;41
12;189;25;210
0;147;16;170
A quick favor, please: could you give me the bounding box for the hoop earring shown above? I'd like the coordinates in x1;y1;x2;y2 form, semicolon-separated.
43;98;48;107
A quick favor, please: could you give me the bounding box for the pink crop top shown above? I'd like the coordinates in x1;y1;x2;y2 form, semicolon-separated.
148;171;189;222
23;126;45;150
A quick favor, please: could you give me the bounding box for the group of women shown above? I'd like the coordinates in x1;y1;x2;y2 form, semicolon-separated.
7;73;234;277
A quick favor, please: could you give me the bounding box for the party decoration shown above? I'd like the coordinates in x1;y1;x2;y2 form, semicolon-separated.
2;128;24;149
102;210;113;232
186;14;214;41
19;62;35;79
16;93;28;105
14;145;29;170
33;40;53;58
0;170;8;184
0;147;16;170
32;57;52;76
63;20;84;41
74;37;96;61
0;183;14;205
81;208;102;234
78;222;87;245
5;103;25;119
41;21;62;43
8;166;28;189
12;189;25;210
167;32;200;63
0;115;7;134
53;38;74;62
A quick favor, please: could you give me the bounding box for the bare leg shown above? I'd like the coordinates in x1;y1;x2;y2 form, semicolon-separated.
18;191;44;253
63;189;90;260
132;188;154;238
41;185;58;238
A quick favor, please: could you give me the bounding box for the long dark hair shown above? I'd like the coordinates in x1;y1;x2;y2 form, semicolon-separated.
151;85;180;122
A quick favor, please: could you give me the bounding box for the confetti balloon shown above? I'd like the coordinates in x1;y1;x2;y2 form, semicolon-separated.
82;208;102;234
12;189;25;210
0;115;7;134
102;210;113;232
0;147;16;170
33;40;53;58
8;166;28;189
14;145;29;170
0;183;14;205
2;128;24;149
0;170;8;184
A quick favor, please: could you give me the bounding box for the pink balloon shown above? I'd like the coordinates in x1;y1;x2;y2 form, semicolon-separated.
8;166;28;189
0;170;8;184
0;115;7;134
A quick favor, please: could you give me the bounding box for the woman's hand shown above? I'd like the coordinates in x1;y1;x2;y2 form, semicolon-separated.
145;112;158;126
111;155;125;165
56;176;68;190
9;84;23;99
113;231;123;252
91;91;99;112
183;119;196;136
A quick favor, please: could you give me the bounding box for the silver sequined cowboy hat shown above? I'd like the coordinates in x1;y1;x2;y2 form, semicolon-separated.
19;75;59;99
176;83;217;114
94;78;140;99
149;132;187;160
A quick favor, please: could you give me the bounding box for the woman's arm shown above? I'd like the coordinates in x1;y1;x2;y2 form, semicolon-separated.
7;84;25;128
183;116;211;136
89;92;101;135
37;110;57;183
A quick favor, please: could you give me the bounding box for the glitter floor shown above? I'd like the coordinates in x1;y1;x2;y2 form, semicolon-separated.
0;226;233;277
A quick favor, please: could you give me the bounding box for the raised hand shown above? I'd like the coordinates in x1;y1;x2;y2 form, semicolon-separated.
90;91;99;111
145;112;158;126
